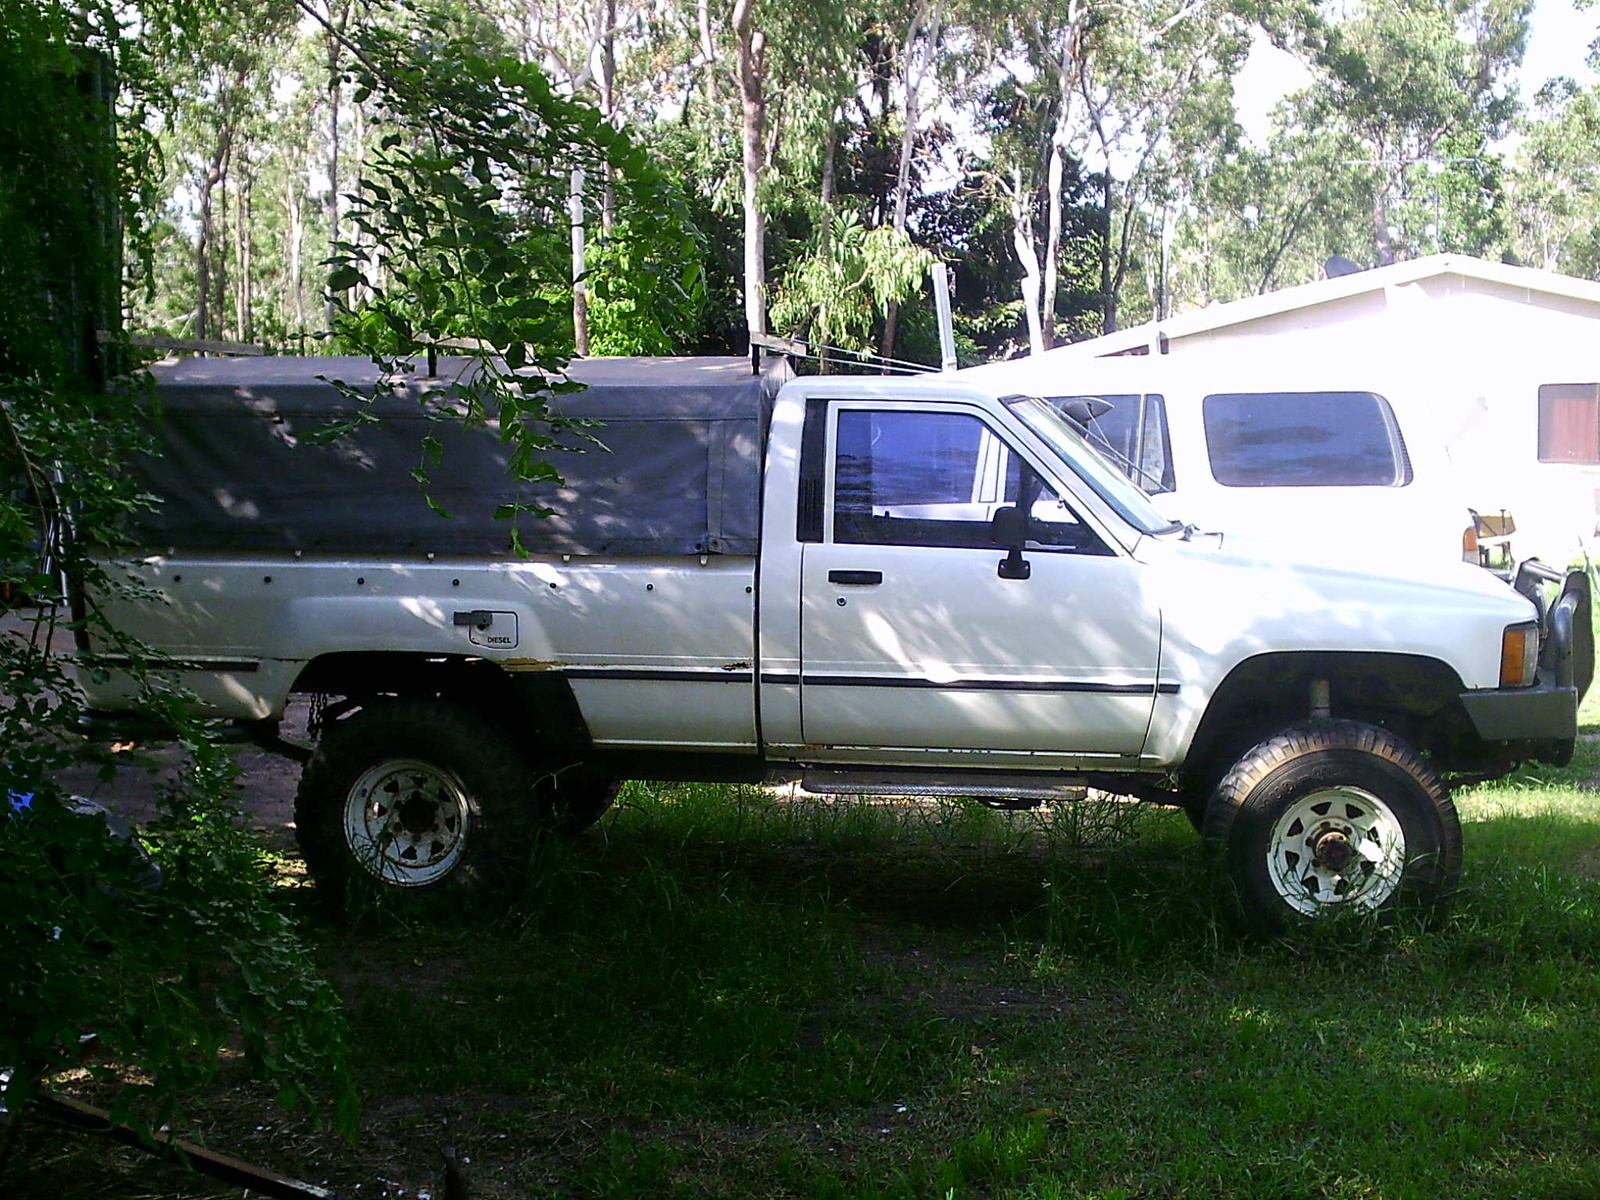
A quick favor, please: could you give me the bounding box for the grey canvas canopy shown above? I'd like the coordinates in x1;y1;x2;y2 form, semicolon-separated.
127;354;789;557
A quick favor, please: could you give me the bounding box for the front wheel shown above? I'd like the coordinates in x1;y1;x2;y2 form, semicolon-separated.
295;698;539;901
1201;720;1462;933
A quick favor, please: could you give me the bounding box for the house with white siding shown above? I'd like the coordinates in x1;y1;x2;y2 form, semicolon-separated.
957;255;1600;566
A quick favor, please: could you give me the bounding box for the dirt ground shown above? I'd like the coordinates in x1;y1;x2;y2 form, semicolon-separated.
4;607;303;845
53;707;308;850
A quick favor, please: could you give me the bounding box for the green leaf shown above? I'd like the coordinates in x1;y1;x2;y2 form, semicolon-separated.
326;265;363;293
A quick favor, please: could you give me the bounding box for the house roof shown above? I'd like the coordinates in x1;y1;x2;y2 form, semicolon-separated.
1051;254;1600;359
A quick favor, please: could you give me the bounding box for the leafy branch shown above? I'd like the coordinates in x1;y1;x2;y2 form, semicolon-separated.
302;0;700;537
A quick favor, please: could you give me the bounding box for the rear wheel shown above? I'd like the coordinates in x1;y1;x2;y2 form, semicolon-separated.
295;698;538;901
1201;719;1461;933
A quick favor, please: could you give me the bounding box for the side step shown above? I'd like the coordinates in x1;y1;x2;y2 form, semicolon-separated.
800;768;1089;804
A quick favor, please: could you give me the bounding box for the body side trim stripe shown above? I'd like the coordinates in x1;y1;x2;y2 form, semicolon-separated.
93;655;261;674
506;665;1177;695
762;672;1177;695
560;667;756;684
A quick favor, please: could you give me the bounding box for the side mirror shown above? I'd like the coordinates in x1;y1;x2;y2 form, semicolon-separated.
990;506;1031;580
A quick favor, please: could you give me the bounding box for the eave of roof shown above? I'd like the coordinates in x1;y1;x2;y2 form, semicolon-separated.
1056;254;1600;358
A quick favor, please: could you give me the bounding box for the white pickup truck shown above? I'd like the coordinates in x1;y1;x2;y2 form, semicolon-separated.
79;355;1593;931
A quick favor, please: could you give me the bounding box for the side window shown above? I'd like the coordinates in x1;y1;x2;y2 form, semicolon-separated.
1136;394;1175;495
1538;383;1600;463
1051;393;1175;495
832;409;1097;551
1203;391;1412;487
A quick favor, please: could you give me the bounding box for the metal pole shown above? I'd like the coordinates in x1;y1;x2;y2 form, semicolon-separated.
932;262;957;371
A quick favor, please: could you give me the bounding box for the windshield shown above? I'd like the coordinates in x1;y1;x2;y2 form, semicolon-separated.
1005;395;1179;536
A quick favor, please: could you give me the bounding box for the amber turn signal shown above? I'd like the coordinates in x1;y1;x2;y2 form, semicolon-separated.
1500;622;1540;688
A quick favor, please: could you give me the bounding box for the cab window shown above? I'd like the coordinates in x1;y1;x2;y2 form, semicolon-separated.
830;409;1100;552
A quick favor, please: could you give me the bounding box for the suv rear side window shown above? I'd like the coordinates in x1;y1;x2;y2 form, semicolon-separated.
1203;391;1412;487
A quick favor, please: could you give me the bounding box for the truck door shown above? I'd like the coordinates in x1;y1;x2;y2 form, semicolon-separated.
798;402;1163;761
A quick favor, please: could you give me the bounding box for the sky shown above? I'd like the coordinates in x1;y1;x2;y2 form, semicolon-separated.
1519;0;1600;93
1235;0;1600;145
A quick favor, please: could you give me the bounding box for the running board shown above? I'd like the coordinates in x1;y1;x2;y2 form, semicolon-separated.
800;769;1089;803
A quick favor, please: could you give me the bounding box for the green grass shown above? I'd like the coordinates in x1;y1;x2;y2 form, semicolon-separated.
313;750;1600;1200
280;606;1600;1198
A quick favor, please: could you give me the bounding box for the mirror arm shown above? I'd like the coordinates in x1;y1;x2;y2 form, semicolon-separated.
991;503;1032;581
998;546;1031;581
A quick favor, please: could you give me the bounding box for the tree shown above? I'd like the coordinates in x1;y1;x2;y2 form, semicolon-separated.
733;0;769;338
1;0;353;1154
1509;78;1600;274
1310;0;1528;265
965;0;1281;341
770;209;930;362
166;1;298;341
305;0;700;522
496;0;653;353
1168;128;1372;305
877;0;944;360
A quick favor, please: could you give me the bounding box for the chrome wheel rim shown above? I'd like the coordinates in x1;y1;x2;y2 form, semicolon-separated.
343;759;472;886
1266;786;1407;916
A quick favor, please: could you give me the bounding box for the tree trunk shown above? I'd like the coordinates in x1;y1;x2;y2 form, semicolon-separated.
600;0;618;236
880;0;941;366
324;12;347;333
194;105;236;342
1373;176;1395;266
1041;10;1080;351
821;118;838;210
1011;168;1045;354
325;90;341;329
351;97;370;304
1099;170;1116;335
235;171;255;343
697;0;717;109
570;167;590;355
733;0;767;341
818;121;838;371
287;167;306;335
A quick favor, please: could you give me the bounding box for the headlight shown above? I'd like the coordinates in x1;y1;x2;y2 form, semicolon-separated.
1500;621;1540;688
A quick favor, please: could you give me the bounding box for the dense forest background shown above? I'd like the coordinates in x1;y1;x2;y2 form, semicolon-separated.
105;0;1600;369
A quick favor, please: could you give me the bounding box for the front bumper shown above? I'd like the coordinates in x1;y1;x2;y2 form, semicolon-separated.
1460;563;1592;747
1460;678;1577;742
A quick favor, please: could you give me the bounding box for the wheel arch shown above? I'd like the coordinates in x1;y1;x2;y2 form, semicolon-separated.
1181;651;1471;794
290;652;593;758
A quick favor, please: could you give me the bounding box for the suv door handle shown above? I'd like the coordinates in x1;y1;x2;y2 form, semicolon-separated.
828;570;883;585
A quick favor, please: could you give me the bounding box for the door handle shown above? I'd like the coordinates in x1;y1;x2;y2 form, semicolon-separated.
828;570;883;585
